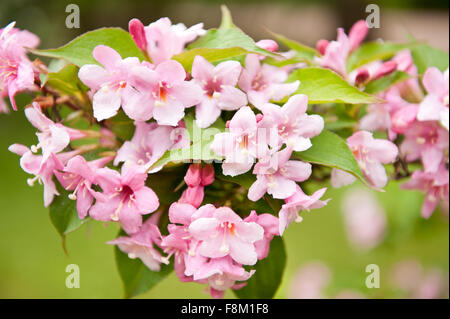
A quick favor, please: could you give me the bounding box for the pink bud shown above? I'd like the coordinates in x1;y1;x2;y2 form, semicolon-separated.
128;18;147;52
256;39;279;53
348;20;369;52
316;39;329;55
226;120;231;129
179;186;204;208
201;164;215;186
355;68;370;85
373;61;398;80
184;163;202;187
255;114;264;123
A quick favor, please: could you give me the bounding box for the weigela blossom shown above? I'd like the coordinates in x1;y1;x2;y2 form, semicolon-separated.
211;106;272;176
417;67;449;130
129;17;205;65
114;121;188;171
191;55;247;128
189;206;264;265
400;121;449;174
244;210;279;260
278;185;328;235
402;164;449;218
89;164;159;234
25;102;87;163
78;45;148;121
108;216;166;271
55;155;112;219
9;144;80;207
316;20;368;77
0;22;39;111
248;147;312;201
258;94;324;152
238;54;299;107
333;131;398;189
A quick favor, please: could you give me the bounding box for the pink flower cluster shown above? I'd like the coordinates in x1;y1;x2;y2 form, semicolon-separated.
0;22;39;112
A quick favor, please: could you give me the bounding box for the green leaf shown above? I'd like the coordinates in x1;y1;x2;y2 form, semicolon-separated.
364;71;411;94
49;186;88;253
293;130;369;187
287;67;381;104
115;240;173;298
173;47;248;71
151;115;225;169
347;42;410;71
45;65;88;96
49;186;87;237
411;44;449;74
234;236;286;299
31;28;146;67
269;30;318;61
188;6;276;59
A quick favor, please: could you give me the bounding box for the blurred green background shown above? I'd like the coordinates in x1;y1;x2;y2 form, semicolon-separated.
0;0;448;299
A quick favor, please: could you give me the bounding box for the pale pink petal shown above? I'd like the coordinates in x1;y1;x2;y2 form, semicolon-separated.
92;89;121;121
93;45;122;69
195;99;221;128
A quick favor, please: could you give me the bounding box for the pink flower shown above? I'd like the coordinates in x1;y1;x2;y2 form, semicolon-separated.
179;164;215;208
114;121;188;171
402;164;449;218
211;106;271;176
0;22;39;111
89;164;159;234
347;131;398;188
400;121;449;173
238;54;299;107
191;55;247;128
258;94;324;151
341;188;386;250
130;17;205;64
108;216;166;271
192;256;255;299
248;147;312;201
78;45;150;121
135;60;203;126
417;67;449;130
244;211;279;260
316;20;368;77
25;102;86;162
55;155;112;219
188;206;264;265
9;144;79;207
278;185;328;235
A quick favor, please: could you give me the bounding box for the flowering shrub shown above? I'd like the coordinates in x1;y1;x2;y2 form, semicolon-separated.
1;6;448;298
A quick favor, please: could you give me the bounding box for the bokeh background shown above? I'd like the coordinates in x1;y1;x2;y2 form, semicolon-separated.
0;0;448;298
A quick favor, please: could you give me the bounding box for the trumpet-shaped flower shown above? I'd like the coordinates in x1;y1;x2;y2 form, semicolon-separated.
402;164;449;218
248;147;312;201
55;155;112;219
188;206;264;265
400;121;449;173
258;94;324;152
89;164;159;234
347;131;398;188
238;54;299;107
0;22;39;111
108;217;166;271
25;102;86;162
9;144;80;207
114;121;188;171
417;67;449;130
278;186;329;235
191;55;247;128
